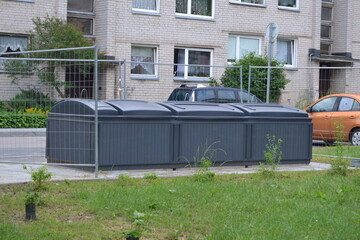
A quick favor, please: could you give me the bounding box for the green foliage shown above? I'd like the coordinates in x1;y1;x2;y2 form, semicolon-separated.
220;53;290;102
24;191;41;205
30;16;93;51
1;171;360;239
329;122;351;176
117;174;135;186
4;16;96;98
193;141;224;182
259;134;283;178
0;110;48;128
143;173;158;180
23;165;52;192
6;89;54;111
121;210;151;239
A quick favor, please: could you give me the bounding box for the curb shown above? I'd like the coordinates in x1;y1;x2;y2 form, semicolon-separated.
0;128;46;137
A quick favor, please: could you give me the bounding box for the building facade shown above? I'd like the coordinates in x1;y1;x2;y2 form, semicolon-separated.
0;0;359;105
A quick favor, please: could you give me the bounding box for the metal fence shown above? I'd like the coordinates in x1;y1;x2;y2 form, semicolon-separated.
0;46;359;177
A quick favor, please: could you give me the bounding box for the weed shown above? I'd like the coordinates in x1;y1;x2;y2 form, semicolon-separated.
23;165;52;192
143;173;158;180
117;174;134;186
192;141;224;182
121;210;151;239
329;122;351;176
259;134;283;178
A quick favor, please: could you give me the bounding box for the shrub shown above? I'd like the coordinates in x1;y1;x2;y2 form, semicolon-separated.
0;108;48;128
219;53;290;103
7;89;54;111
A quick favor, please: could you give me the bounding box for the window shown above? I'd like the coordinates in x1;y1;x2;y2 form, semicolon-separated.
338;97;359;112
67;17;93;35
320;43;331;54
218;90;237;103
174;48;212;80
321;25;331;39
195;89;216;102
176;0;213;18
312;97;337;112
228;36;261;62
131;46;157;77
231;0;265;5
238;91;261;103
278;0;298;9
133;0;159;12
0;35;27;70
277;39;295;67
68;0;93;12
321;6;332;21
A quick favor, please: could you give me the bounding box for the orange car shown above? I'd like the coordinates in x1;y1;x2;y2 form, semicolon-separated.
305;93;360;145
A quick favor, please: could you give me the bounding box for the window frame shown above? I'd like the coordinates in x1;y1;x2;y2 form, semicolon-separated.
8;0;35;2
311;97;338;113
276;39;297;68
228;35;262;63
338;97;360;112
67;17;94;36
278;0;299;11
67;0;94;13
0;35;28;73
174;47;213;81
130;45;159;79
229;0;265;7
175;0;215;20
132;0;160;15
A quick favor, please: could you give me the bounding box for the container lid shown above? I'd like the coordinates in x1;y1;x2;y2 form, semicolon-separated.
159;102;245;117
50;99;118;115
105;100;172;116
230;103;308;117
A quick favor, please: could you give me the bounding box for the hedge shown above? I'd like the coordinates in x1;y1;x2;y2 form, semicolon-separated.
0;108;48;128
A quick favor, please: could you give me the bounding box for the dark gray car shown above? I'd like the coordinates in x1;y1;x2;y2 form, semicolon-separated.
168;85;262;103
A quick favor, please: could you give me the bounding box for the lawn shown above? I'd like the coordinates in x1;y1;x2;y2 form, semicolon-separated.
1;170;360;240
312;145;360;164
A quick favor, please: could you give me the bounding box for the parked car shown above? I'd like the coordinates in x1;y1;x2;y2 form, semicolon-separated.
304;93;360;145
168;84;262;103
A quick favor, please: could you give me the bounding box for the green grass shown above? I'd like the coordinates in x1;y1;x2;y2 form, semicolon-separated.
312;145;360;164
1;171;360;239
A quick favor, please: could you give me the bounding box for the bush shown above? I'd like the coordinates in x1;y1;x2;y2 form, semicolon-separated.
0;108;48;128
7;89;54;111
220;53;290;102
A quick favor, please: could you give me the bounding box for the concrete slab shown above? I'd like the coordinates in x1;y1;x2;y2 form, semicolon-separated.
0;162;334;185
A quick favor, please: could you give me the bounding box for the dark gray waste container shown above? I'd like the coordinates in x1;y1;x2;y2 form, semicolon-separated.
230;103;312;165
46;99;173;169
159;102;247;166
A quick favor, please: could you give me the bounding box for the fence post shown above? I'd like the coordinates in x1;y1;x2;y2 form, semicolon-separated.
239;66;243;103
123;60;127;99
94;46;99;178
248;66;252;98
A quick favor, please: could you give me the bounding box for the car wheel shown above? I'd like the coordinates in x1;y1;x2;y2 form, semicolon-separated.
351;129;360;145
323;139;335;145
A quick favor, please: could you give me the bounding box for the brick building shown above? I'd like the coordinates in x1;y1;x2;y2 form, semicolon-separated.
0;0;359;105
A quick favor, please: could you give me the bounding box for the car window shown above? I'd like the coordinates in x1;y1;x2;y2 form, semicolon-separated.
352;99;360;111
195;89;216;102
218;90;237;103
311;97;337;112
168;89;192;101
338;97;355;111
238;91;260;103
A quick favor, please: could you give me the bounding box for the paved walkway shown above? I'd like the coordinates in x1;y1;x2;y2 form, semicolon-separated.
0;162;334;185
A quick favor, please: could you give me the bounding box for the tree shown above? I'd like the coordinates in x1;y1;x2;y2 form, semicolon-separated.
219;53;290;103
5;16;95;98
